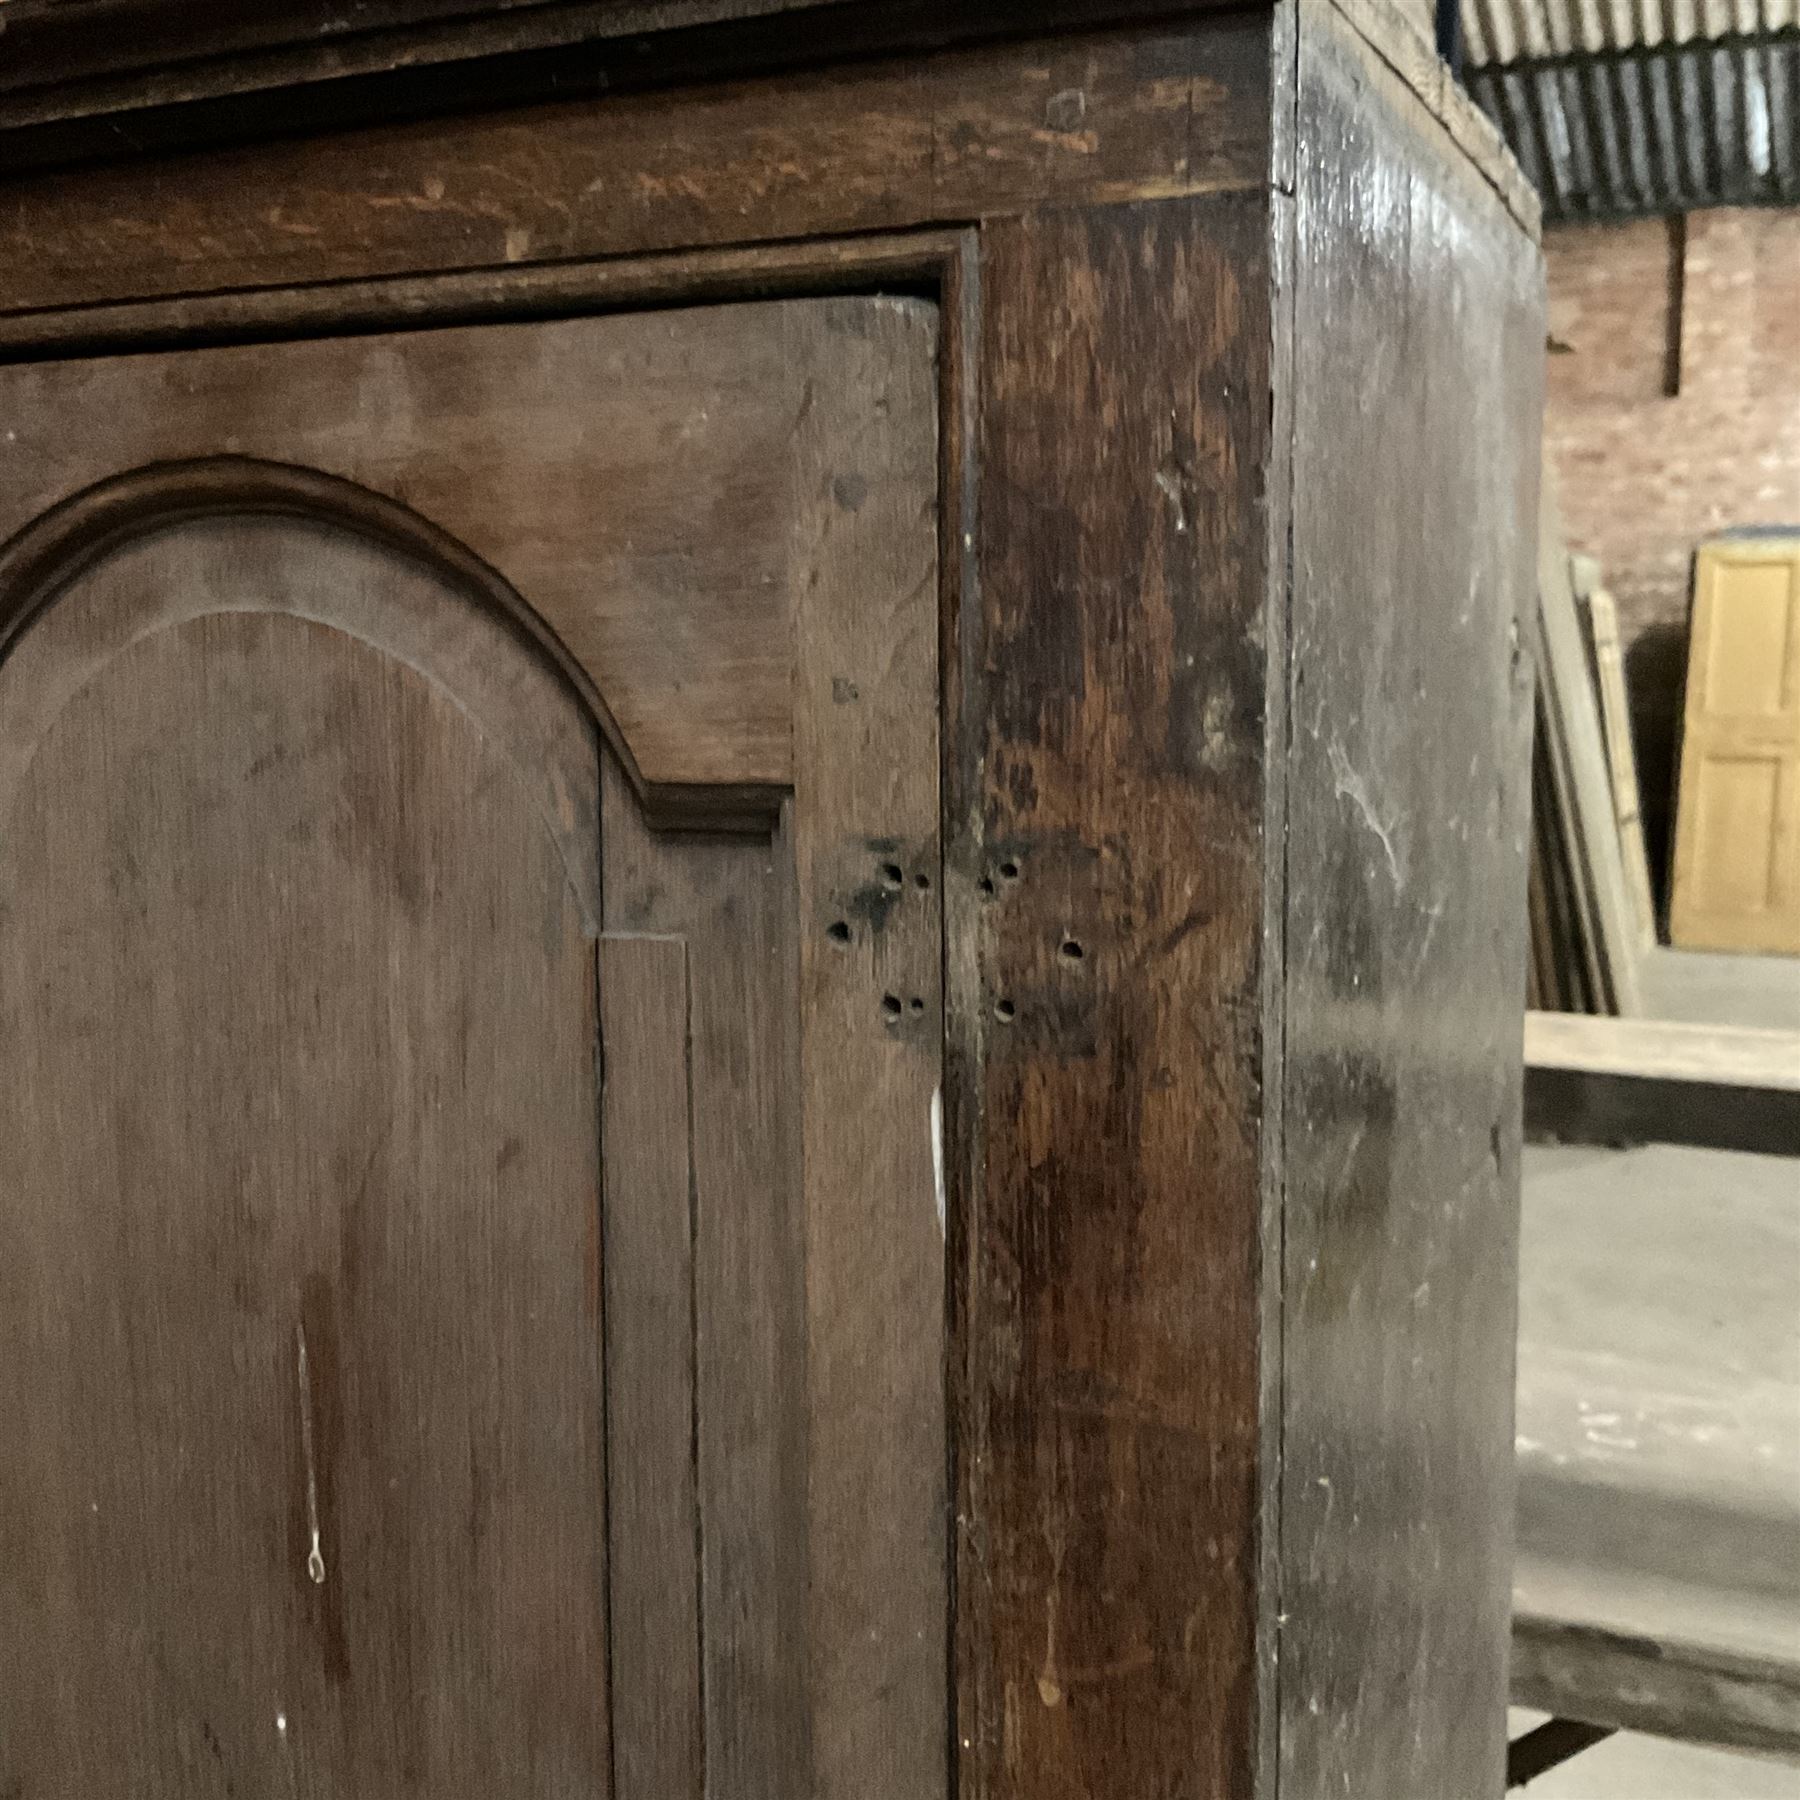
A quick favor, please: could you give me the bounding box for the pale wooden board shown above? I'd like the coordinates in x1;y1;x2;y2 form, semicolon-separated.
1537;476;1645;1014
1584;586;1660;948
1525;1010;1800;1090
1524;1010;1800;1153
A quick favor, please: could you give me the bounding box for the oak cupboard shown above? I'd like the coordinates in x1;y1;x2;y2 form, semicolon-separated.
0;3;1544;1796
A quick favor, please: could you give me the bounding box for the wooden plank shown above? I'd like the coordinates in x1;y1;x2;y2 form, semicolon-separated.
0;302;869;819
0;16;1271;318
953;193;1271;1800
1583;585;1660;947
600;767;812;1795
1320;0;1540;235
0;547;609;1792
1524;1009;1800;1152
1526;1009;1800;1090
599;933;703;1800
596;293;944;1796
0;0;1258;121
1536;476;1645;1013
788;296;946;1800
0;229;965;360
1277;5;1543;1792
1530;727;1599;1014
1669;534;1800;955
1512;1615;1800;1757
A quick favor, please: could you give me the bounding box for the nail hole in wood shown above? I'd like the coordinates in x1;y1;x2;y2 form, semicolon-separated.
827;920;851;944
978;877;996;898
994;998;1016;1023
881;863;904;888
1061;939;1084;960
914;872;931;891
999;861;1020;881
881;994;903;1020
910;997;925;1014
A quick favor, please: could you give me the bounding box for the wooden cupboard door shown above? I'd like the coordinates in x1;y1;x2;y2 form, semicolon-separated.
0;298;943;1800
1670;534;1800;954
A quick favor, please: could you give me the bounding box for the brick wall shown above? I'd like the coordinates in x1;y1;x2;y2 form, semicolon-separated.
1543;207;1800;883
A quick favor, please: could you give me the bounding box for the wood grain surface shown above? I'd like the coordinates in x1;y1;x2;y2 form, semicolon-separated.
600;933;704;1800
0;17;1269;318
952;194;1272;1800
0;5;1553;1783
600;771;814;1797
0;568;609;1793
597;295;946;1796
1275;5;1544;1793
0;0;1256;117
0;302;887;818
787;297;946;1800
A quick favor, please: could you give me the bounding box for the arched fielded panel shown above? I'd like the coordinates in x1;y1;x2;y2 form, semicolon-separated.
0;516;611;1794
0;294;944;1800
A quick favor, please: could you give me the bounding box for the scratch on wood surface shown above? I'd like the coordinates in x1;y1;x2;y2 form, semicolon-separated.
1327;739;1403;886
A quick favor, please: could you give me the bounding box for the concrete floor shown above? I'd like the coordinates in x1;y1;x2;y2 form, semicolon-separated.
1514;1141;1800;1784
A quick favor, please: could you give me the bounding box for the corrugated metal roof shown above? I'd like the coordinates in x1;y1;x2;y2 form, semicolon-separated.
1461;0;1800;220
1464;0;1798;68
1469;34;1800;216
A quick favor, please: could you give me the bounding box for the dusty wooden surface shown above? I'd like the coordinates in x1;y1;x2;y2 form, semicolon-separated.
788;296;947;1800
0;18;1269;317
0;0;1259;165
0;553;611;1793
600;772;813;1795
0;294;947;1797
951;192;1272;1800
595;297;945;1795
0;3;1550;1792
1275;3;1544;1793
0;305;884;820
599;933;705;1799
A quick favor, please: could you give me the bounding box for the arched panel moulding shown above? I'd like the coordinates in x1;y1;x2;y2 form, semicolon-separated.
0;302;878;831
0;455;776;832
0;461;612;927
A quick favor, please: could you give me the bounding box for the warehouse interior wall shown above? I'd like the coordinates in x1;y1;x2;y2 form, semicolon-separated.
1543;205;1800;894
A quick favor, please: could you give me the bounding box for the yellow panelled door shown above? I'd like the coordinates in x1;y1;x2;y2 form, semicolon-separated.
1670;534;1800;954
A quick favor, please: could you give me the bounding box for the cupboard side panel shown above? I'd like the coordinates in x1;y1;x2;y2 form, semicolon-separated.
1279;10;1543;1795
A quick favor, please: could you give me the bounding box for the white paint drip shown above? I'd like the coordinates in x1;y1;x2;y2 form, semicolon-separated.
295;1324;327;1587
930;1087;946;1238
